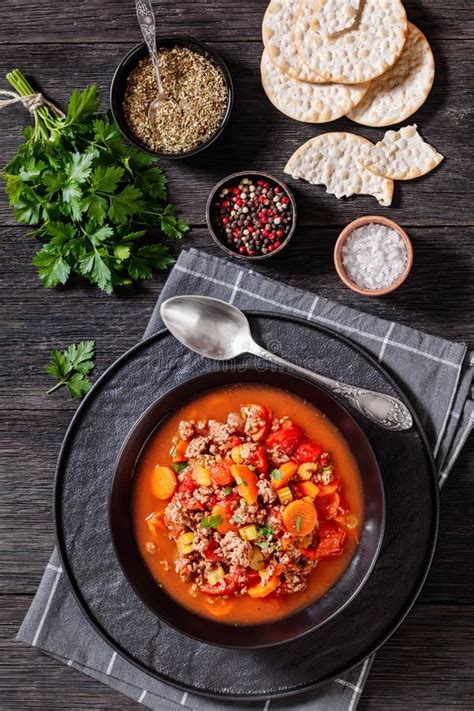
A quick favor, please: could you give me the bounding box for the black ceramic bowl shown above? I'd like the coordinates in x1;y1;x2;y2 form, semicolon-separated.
206;171;297;260
110;368;385;648
110;36;233;159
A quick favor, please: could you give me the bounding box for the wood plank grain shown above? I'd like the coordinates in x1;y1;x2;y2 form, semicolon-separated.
359;605;474;710
0;0;473;43
0;596;140;709
1;226;472;367
0;40;473;227
1;596;473;709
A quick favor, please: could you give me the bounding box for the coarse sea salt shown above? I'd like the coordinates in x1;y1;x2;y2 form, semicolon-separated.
341;223;408;290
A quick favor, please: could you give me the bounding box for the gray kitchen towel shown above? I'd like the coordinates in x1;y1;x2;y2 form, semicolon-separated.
18;248;473;710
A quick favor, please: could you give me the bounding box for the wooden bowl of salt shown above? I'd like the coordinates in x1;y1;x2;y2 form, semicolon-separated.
334;216;413;297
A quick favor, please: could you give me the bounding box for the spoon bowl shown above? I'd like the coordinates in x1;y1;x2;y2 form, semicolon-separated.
160;295;252;359
160;295;413;431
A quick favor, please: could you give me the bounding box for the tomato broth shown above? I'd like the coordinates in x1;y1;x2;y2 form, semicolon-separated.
132;384;363;625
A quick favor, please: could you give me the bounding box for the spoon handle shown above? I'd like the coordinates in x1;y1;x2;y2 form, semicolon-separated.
250;344;413;432
135;0;165;95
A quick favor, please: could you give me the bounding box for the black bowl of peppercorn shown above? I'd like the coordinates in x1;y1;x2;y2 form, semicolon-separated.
206;172;297;260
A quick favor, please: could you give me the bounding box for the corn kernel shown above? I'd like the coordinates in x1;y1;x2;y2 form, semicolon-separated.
346;515;358;530
177;531;194;554
206;566;225;586
177;541;193;555
239;524;258;541
297;462;318;480
277;486;293;504
249;546;264;570
192;465;211;486
231;446;242;464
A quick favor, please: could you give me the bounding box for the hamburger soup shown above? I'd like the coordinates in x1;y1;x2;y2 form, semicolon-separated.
132;384;363;624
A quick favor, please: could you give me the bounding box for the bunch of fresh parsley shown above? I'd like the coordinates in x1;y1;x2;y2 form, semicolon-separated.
2;69;188;293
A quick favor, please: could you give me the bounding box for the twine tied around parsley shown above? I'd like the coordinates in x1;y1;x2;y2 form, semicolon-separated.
0;88;65;117
2;69;66;140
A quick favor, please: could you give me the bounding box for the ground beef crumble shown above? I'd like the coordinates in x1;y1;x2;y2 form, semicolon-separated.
219;532;252;568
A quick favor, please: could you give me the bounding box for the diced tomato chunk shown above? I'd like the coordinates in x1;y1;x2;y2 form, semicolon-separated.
203;538;219;563
245;569;261;587
247;444;269;474
223;435;242;452
209;461;234;486
304;521;346;560
200;575;238;596
294;440;323;464
220;492;241;516
317;492;340;519
241;404;272;442
178;470;197;494
265;420;303;455
337;493;351;515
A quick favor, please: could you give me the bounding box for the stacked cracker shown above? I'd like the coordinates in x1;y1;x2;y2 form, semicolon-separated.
262;0;434;127
262;0;443;204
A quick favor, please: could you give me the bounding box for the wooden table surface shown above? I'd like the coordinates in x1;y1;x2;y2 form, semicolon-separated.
0;1;473;708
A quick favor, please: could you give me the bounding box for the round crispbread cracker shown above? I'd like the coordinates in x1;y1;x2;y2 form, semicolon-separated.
260;50;369;124
284;132;394;205
295;0;408;84
358;124;444;180
312;0;361;37
347;23;435;127
262;0;326;83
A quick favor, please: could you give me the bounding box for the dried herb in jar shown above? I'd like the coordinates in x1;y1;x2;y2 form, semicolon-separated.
123;46;228;154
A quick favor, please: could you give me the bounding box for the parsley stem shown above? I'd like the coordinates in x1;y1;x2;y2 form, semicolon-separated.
45;380;65;395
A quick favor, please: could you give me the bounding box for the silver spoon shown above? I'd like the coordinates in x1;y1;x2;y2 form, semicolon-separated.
135;0;179;128
160;296;413;432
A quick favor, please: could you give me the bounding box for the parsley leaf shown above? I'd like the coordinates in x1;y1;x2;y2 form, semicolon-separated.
221;486;233;496
65;86;100;126
172;462;188;474
46;340;95;400
258;525;274;541
108;185;144;224
201;514;223;529
66;151;95;183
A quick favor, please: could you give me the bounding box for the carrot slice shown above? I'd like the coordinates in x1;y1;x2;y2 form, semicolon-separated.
230;464;258;505
211;504;237;534
247;574;280;598
282;500;318;536
204;598;235;617
270;461;298;490
151;465;177;500
297;481;320;499
171;438;188;463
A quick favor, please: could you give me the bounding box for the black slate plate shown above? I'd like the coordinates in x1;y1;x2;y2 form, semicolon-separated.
55;313;438;700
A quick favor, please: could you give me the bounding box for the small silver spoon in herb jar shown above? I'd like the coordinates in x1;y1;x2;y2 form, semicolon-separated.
135;0;181;129
160;295;413;432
